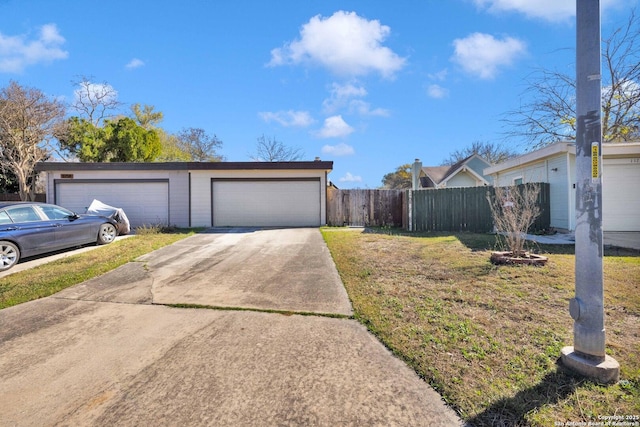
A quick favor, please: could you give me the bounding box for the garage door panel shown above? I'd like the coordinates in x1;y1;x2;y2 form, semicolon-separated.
56;182;169;228
213;180;320;227
603;163;640;231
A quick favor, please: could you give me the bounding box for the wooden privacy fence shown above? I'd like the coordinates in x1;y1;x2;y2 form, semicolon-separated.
327;188;404;227
0;193;46;202
326;184;550;232
410;183;550;233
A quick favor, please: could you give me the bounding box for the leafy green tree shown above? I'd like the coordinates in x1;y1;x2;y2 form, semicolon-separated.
58;116;161;162
381;164;412;189
0;168;19;193
155;129;191;161
57;117;106;162
131;103;163;130
104;117;161;162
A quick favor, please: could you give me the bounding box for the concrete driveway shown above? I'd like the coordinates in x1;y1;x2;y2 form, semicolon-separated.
0;228;463;426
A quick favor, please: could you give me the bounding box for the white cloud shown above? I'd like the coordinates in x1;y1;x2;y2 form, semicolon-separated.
322;143;355;156
314;115;354;138
0;23;68;73
427;84;449;99
339;172;362;182
322;82;389;117
258;110;315;127
126;58;145;69
268;10;406;78
428;69;448;81
451;32;526;79
603;79;640;100
472;0;624;22
323;82;367;113
348;99;390;116
73;82;118;107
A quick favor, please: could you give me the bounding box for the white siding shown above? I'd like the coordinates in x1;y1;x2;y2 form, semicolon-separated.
494;161;547;186
42;166;329;229
446;172;477;188
547;155;571;230
492;154;572;230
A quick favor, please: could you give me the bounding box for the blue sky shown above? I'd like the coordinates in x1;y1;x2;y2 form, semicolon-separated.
0;0;636;188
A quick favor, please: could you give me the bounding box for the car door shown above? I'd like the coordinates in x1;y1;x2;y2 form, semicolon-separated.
38;205;96;248
2;206;57;257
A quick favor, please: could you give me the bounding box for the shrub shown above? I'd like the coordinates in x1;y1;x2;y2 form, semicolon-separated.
487;183;541;256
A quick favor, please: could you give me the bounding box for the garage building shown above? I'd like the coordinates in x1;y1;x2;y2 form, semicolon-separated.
37;161;333;228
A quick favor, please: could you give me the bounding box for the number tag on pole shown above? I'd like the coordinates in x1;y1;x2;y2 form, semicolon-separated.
591;142;600;184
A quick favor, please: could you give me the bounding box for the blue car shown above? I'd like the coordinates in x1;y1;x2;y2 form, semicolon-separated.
0;202;119;271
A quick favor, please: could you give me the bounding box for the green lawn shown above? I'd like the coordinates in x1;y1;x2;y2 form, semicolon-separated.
322;228;640;427
0;230;194;309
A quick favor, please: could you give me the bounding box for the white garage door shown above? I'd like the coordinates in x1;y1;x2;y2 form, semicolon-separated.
212;179;321;227
56;181;169;227
603;161;640;231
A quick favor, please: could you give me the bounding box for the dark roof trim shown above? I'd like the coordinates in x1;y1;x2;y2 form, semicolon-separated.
36;161;333;172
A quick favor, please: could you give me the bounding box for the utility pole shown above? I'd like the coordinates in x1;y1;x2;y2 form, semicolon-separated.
560;0;619;383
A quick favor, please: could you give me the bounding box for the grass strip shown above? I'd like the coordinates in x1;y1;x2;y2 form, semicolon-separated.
0;231;193;309
322;228;639;427
166;303;352;319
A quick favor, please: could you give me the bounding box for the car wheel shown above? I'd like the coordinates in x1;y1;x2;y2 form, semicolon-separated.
97;223;117;245
0;241;20;271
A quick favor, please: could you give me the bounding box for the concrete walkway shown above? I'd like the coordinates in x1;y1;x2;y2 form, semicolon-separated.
524;231;640;250
0;228;464;426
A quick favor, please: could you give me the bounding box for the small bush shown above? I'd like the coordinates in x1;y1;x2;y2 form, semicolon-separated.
135;223;175;235
487;183;541;256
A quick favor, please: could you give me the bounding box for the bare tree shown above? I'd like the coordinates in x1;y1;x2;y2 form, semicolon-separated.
441;141;519;166
0;81;65;200
250;135;304;161
70;76;122;126
487;183;541;257
176;127;223;161
503;10;640;148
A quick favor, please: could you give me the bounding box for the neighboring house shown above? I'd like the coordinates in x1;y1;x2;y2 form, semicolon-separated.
415;154;493;189
36;161;333;228
484;141;640;232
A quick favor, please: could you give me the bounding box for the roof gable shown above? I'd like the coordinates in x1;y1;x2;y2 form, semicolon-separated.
421;154;492;186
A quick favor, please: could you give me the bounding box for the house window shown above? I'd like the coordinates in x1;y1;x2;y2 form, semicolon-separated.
513;177;524;186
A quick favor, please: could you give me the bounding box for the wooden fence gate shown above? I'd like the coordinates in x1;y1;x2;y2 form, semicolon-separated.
326;188;404;227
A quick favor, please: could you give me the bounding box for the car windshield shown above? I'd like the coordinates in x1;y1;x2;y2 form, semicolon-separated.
40;205;75;220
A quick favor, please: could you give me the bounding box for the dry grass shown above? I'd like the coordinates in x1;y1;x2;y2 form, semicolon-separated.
322;228;639;427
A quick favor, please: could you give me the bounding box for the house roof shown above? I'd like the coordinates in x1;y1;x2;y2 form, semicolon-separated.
422;165;452;185
36;160;334;172
483;141;640;175
421;154;491;186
